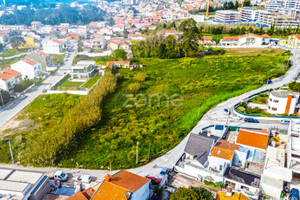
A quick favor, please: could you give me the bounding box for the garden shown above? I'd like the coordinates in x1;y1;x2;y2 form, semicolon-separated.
0;51;290;169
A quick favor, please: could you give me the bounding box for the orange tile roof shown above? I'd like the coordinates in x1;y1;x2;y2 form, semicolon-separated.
82;187;95;199
36;50;48;57
239;33;262;38
236;128;269;149
53;38;63;44
211;140;240;160
67;191;88;200
294;34;300;40
261;34;270;38
92;181;128;200
217;192;251;200
23;58;38;66
203;36;213;40
2;68;20;77
223;36;239;41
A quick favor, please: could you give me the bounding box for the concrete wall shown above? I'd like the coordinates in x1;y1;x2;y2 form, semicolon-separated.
131;181;150;200
29;176;50;200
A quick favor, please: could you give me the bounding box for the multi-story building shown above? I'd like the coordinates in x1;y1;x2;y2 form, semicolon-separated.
256;10;300;28
42;38;65;54
215;10;240;22
11;58;42;79
241;8;259;21
287;34;300;48
71;61;97;80
267;90;300;115
0;68;22;92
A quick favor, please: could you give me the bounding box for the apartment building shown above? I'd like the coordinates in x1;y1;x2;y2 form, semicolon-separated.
241;8;259;21
256;10;300;28
215;10;240;22
267;90;300;115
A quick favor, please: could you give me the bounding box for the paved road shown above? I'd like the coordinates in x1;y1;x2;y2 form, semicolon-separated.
0;44;77;127
0;48;299;181
1;52;29;60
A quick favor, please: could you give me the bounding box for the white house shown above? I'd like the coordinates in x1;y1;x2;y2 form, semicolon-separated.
11;58;42;79
71;61;97;80
0;68;22;91
42;38;64;54
219;33;263;46
267;90;300;115
128;34;146;41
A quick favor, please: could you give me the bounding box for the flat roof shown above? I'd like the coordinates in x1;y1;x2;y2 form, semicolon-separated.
0;180;29;192
271;90;299;98
0;168;13;180
6;170;43;184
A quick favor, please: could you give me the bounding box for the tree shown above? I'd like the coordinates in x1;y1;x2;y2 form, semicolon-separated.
0;90;10;106
170;187;200;200
108;17;115;26
134;73;147;82
191;187;213;200
10;36;25;49
111;49;127;60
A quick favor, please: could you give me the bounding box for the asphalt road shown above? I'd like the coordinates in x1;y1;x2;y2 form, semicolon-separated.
0;48;299;181
0;43;77;127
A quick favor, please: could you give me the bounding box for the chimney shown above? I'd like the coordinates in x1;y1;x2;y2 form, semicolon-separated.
104;174;112;182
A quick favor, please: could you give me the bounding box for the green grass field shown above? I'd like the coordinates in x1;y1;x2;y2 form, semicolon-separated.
0;48;29;57
0;51;290;169
82;76;101;88
0;57;24;69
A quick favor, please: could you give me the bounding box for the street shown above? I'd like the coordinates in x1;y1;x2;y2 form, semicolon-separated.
0;42;77;128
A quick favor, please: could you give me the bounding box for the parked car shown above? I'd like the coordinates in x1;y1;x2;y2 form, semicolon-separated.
281;119;291;125
244;117;259;123
54;171;68;181
42;89;47;93
19;94;27;100
265;80;272;84
146;176;162;185
74;175;91;189
290;188;299;200
223;108;230;115
231;114;242;120
159;167;169;179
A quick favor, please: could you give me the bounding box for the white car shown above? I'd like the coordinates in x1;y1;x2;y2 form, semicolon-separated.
223;108;230;115
231;114;242;120
74;175;92;189
54;171;68;181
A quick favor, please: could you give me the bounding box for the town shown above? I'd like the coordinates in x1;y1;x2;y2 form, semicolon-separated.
0;0;300;200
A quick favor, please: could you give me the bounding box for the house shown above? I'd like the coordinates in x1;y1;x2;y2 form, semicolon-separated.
66;32;80;40
219;34;263;46
260;146;292;199
106;61;131;69
174;134;220;181
42;38;65;54
91;170;150;200
26;50;50;72
20;36;35;49
31;21;42;30
0;168;50;200
0;34;8;44
11;58;42;79
267;90;300;115
261;34;270;44
71;61;97;80
224;168;260;199
113;24;125;32
287;34;300;48
90;35;107;51
119;41;131;50
128;34;146;41
235;128;269;151
108;40;120;50
0;68;22;91
197;36;216;45
67;187;95;200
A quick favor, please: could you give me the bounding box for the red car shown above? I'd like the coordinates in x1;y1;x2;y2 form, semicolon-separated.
146;176;162;184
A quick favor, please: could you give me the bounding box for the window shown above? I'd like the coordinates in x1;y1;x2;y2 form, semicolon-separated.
273;100;279;103
268;106;271;109
272;107;277;111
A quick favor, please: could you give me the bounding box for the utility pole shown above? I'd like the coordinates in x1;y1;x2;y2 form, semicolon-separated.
136;141;139;164
0;89;4;109
8;141;14;164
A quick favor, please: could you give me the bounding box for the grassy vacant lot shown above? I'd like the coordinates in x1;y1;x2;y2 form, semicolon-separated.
58;79;84;88
50;54;65;64
56;52;289;169
223;48;285;56
82;76;101;88
0;57;24;69
249;93;269;104
0;48;29;57
0;94;81;162
0;51;290;169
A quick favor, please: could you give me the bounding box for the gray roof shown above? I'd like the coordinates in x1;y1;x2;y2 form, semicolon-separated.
184;134;216;165
225;167;260;188
271;90;299;98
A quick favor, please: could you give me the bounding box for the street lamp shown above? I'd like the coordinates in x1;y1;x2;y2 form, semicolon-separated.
8;141;14;164
198;103;202;118
136;141;139;164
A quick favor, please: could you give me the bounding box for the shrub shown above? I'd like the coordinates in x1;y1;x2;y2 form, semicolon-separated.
134;73;147;82
128;83;140;93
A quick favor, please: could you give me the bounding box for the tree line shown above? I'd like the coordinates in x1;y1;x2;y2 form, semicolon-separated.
0;4;106;26
134;19;203;59
23;72;119;165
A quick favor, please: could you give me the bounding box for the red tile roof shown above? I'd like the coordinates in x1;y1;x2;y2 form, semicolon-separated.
92;181;128;200
261;34;270;38
0;68;21;81
294;34;300;40
236;128;269;149
67;191;88;200
36;50;48;57
82;187;95;199
23;58;38;66
210;140;240;160
239;33;262;38
223;36;239;41
52;38;63;44
203;36;213;40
